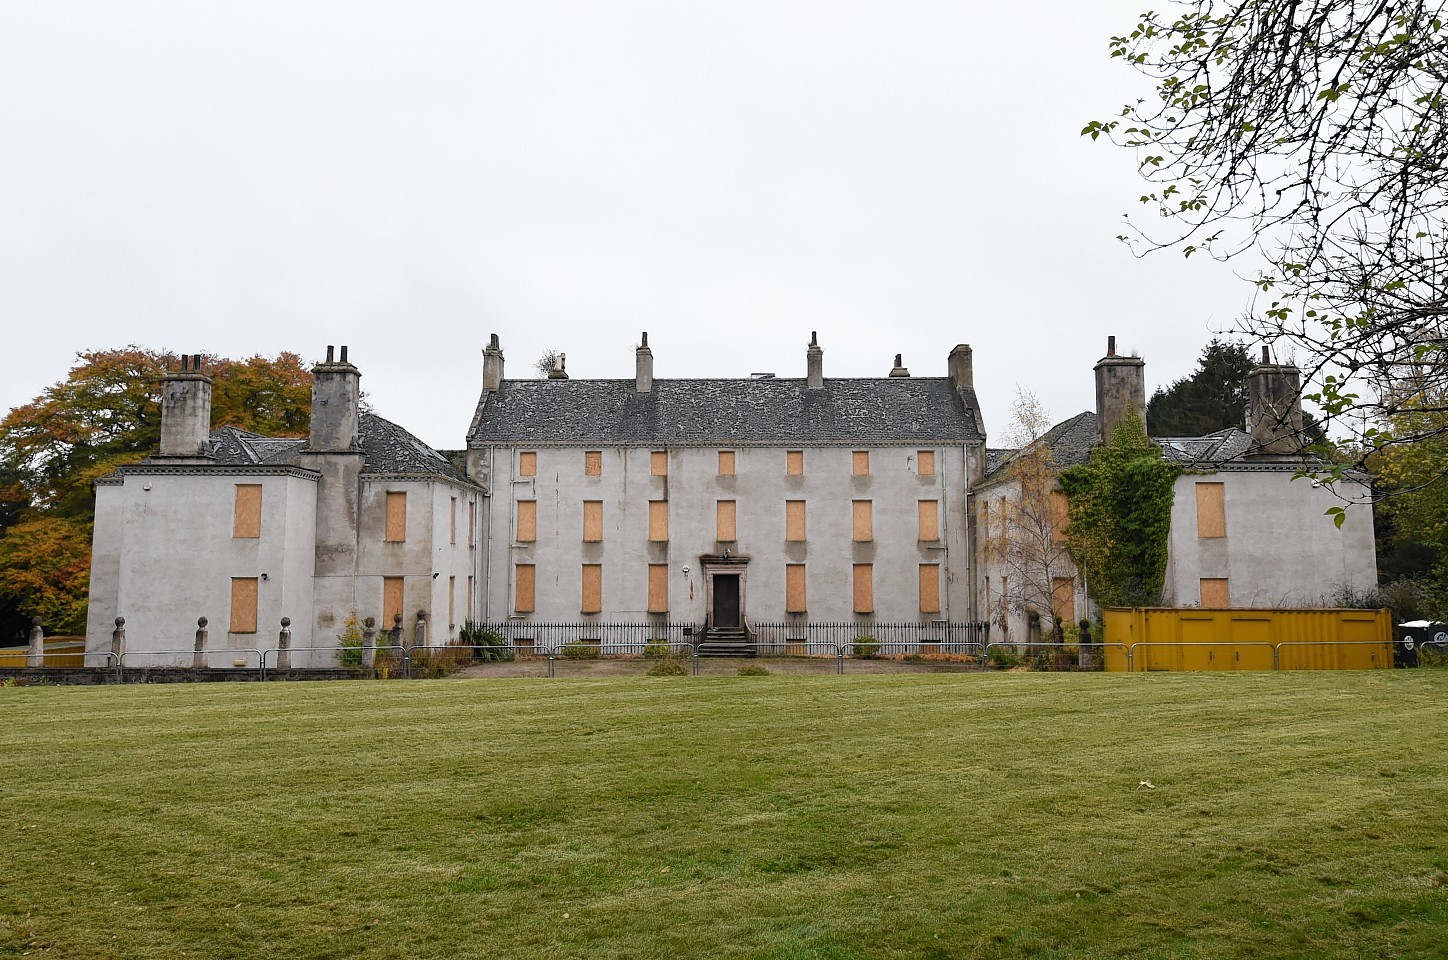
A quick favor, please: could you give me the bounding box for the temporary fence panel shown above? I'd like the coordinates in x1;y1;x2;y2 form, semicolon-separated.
1103;607;1392;672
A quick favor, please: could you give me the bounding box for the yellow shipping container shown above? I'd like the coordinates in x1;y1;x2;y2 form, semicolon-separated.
1102;608;1391;672
0;637;87;668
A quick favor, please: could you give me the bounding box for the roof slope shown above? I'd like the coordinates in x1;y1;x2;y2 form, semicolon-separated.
982;411;1097;482
468;378;984;446
152;413;472;483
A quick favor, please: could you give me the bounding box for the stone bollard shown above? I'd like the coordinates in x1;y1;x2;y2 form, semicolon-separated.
413;609;428;653
277;617;292;671
111;617;126;663
361;616;377;670
1078;618;1095;670
193;616;209;670
27;616;44;668
391;613;404;651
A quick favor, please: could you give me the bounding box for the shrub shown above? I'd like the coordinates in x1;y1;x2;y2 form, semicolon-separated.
560;641;600;660
643;640;674;659
738;663;771;676
988;646;1023;669
459;621;512;662
852;636;881;659
647;654;689;676
337;612;364;667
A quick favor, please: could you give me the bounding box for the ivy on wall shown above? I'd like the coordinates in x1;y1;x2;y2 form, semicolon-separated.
1059;416;1180;609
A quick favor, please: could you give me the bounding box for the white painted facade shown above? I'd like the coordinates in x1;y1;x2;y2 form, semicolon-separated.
477;444;972;625
1163;469;1377;608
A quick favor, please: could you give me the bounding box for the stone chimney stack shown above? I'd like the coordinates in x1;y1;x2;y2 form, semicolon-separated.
947;344;974;393
889;353;910;377
308;345;361;453
547;353;569;380
157;354;215;461
481;334;505;391
806;332;824;390
636;332;653;393
1247;346;1307;455
1094;336;1147;443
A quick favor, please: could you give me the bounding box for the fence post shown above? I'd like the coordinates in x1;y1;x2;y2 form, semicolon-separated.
193;616;209;670
26;616;44;668
361;617;377;671
390;614;404;651
837;644;845;675
111;616;126;663
277;617;292;672
413;609;428;652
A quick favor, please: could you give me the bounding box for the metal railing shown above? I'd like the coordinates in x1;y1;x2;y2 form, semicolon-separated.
750;621;988;657
20;635;1442;683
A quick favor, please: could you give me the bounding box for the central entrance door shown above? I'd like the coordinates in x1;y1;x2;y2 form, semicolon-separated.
712;574;741;629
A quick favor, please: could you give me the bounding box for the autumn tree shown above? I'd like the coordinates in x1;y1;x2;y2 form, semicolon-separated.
981;390;1077;640
0;348;311;638
1088;1;1448;462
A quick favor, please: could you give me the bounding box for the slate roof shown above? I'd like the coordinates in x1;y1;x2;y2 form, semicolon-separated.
984;412;1336;482
982;411;1098;482
146;413;473;484
467;378;984;446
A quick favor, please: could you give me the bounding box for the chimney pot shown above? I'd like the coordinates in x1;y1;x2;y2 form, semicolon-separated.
157;352;215;460
1262;345;1271;364
340;345;348;363
636;333;654;393
308;345;362;452
482;334;505;391
1247;355;1306;455
1094;337;1147;443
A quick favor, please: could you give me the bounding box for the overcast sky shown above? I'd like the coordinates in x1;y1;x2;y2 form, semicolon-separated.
0;1;1259;450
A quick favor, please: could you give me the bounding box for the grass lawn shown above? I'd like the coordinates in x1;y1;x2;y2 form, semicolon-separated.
2;672;1445;959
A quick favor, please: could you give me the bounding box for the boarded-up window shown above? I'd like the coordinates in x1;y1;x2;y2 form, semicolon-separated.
1051;490;1070;542
1196;482;1226;538
384;491;407;542
917;450;936;476
852;450;870;476
651;451;668;476
786;500;806;541
448;576;456;626
785;564;807;613
233;484;262;539
786;450;804;476
919;564;941;614
647;564;668;613
853;500;873;542
449;497;457;544
1053;577;1076;623
581;564;602;613
918;500;940;542
516;501;537;542
514;565;535;614
583;501;603;542
229;577;259;633
1200;578;1230;607
853;564;873;613
584;451;602;476
649;501;669;542
468;500;475;546
717;500;737;541
718;450;735;476
382;576;404;627
519;451;537;477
